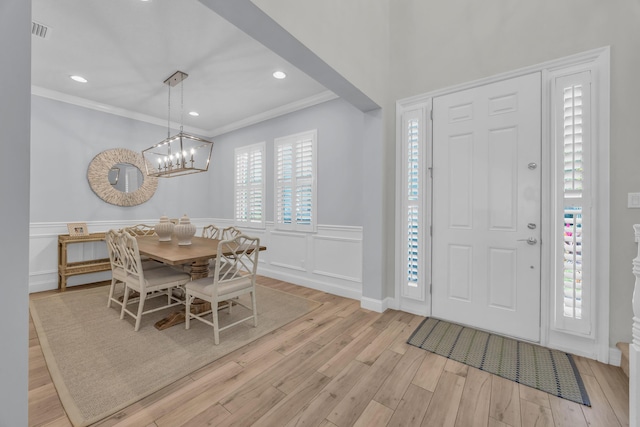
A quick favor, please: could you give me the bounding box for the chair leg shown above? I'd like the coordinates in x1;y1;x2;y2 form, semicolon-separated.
134;292;147;332
120;286;131;319
251;291;258;327
185;294;192;330
107;278;117;308
213;302;220;345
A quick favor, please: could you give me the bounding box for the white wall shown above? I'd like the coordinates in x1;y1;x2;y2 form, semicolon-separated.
0;1;30;425
251;0;390;108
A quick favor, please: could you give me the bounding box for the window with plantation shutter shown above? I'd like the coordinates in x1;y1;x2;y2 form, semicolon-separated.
400;108;427;302
553;71;592;336
275;130;317;232
234;142;265;228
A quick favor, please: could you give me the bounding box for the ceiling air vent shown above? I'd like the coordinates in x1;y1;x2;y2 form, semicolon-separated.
31;21;49;39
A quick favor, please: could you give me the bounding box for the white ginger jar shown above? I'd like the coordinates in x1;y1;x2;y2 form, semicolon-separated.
175;214;196;246
154;215;174;242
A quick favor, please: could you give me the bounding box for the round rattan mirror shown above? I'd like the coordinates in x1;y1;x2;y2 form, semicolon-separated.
87;148;158;206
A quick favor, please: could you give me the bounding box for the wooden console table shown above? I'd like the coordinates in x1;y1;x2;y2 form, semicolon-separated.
58;232;110;291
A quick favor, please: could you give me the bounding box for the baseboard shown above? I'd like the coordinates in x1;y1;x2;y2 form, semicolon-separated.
360;296;395;313
259;267;361;301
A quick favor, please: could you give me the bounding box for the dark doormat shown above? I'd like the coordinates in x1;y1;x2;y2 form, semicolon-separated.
408;317;590;406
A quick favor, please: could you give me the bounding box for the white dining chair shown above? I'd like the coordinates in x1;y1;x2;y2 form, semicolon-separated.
107;228;168;309
219;226;242;241
119;232;191;331
106;229;128;309
202;224;220;239
185;234;260;344
125;224;156;236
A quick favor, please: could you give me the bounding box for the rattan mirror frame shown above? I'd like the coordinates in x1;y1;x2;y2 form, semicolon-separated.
87;148;158;206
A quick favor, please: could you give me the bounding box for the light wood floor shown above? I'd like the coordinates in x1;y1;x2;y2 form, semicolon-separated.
29;277;630;427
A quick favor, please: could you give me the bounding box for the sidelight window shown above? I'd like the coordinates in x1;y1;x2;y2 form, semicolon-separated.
553;71;592;336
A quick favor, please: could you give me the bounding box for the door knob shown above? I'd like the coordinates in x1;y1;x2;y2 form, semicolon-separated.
528;162;537;170
517;237;537;245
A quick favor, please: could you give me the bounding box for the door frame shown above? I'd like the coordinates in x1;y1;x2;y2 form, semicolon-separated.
395;46;610;362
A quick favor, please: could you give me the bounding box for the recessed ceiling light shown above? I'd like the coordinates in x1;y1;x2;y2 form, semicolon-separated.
188;111;199;117
70;75;87;83
273;71;287;79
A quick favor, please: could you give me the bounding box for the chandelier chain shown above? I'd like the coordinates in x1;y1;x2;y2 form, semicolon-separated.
167;82;171;138
180;78;184;133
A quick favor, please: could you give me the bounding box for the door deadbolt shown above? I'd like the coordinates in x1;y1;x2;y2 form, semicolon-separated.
527;223;536;229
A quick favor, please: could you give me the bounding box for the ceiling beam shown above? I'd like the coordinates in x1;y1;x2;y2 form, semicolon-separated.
198;0;380;113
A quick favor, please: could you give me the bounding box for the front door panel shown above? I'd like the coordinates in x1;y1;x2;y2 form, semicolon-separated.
432;72;541;342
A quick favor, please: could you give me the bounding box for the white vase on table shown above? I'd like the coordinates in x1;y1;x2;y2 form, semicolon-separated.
175;214;196;245
154;215;174;242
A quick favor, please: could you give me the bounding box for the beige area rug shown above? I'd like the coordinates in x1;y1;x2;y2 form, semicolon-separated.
30;284;321;427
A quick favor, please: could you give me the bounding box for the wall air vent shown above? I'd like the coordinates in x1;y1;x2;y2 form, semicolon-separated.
32;21;49;39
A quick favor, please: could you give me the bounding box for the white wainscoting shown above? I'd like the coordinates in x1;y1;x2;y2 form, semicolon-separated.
28;220;363;301
236;222;364;301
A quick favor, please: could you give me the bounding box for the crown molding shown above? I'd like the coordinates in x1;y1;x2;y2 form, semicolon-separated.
32;85;339;139
31;85;210;136
208;90;338;137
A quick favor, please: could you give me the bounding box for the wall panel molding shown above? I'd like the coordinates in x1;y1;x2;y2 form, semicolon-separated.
29;220;364;301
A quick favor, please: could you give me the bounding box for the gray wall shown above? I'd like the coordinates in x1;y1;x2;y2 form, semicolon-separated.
31;96;215;222
0;1;30;425
210;98;364;226
31;96;364;228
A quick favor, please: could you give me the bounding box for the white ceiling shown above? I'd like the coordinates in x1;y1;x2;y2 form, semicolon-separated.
31;0;333;136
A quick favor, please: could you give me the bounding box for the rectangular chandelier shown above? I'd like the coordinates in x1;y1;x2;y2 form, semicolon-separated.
142;132;213;177
142;70;214;178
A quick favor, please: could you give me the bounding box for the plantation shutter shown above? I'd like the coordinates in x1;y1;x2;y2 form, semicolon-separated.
553;71;591;335
234;142;265;228
275;130;317;232
401;108;427;301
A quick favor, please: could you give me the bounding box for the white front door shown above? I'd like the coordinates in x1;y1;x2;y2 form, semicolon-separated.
432;72;541;342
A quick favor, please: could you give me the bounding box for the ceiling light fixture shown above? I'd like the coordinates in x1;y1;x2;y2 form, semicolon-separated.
188;111;199;117
272;71;287;79
142;71;213;178
70;75;88;83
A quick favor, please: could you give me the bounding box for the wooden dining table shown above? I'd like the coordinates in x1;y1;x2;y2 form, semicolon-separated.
135;234;266;329
137;235;223;279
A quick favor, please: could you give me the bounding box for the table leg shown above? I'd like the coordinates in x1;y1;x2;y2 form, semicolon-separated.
189;259;210;280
